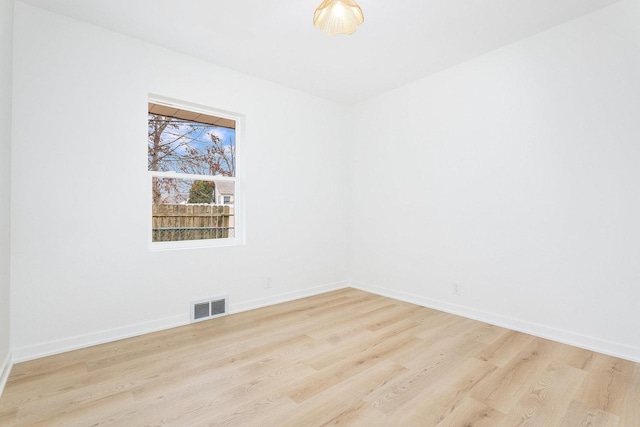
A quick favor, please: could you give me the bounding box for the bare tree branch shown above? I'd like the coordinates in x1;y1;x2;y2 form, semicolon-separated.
148;114;236;204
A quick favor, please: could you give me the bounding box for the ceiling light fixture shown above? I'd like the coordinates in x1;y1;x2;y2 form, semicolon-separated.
313;0;364;36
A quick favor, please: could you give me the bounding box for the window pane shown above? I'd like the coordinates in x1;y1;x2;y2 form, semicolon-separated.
148;111;236;177
152;177;235;242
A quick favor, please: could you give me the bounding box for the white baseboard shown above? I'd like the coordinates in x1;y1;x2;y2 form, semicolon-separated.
11;281;351;363
0;350;12;398
230;281;349;314
17;280;634;365
12;314;189;363
351;281;640;363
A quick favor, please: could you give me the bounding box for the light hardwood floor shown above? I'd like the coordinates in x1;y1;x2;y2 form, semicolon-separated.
0;288;638;426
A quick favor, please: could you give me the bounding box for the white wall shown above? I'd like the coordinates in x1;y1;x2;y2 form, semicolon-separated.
350;0;640;361
0;0;13;391
9;0;640;364
11;2;350;361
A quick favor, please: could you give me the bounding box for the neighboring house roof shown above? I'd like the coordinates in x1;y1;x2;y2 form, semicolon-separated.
215;180;234;195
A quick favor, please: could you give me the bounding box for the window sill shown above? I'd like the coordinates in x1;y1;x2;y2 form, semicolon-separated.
149;237;242;251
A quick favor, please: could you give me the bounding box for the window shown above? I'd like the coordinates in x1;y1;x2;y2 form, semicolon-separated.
148;97;241;249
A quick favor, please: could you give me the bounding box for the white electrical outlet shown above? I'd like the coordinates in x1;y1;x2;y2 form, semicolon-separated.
266;277;272;289
451;282;461;296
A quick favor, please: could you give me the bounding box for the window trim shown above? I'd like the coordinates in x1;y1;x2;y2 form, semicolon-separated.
147;95;245;251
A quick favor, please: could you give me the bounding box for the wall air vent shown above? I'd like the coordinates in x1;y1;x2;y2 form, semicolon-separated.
191;296;228;323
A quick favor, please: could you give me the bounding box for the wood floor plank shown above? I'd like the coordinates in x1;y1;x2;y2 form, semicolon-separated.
304;302;396;340
286;333;418;403
559;400;620;427
0;288;638;427
129;337;318;404
501;361;587;426
466;322;509;345
562;346;598;371
281;360;405;427
391;357;497;425
475;330;535;367
576;352;635;416
471;337;561;414
365;338;486;415
621;364;640;424
436;396;506;426
0;405;17;425
125;361;312;426
300;317;419;371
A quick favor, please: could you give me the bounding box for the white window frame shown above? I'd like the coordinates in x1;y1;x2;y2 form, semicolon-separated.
148;95;245;251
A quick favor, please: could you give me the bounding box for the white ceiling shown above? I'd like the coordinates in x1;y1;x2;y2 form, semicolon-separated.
20;0;621;104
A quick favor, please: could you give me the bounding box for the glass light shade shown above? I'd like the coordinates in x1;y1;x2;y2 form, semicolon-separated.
313;0;364;36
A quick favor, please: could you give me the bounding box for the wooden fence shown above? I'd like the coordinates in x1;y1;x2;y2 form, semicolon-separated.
152;204;233;241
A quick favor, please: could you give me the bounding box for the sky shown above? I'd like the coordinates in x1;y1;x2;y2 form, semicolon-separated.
148;115;236;176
